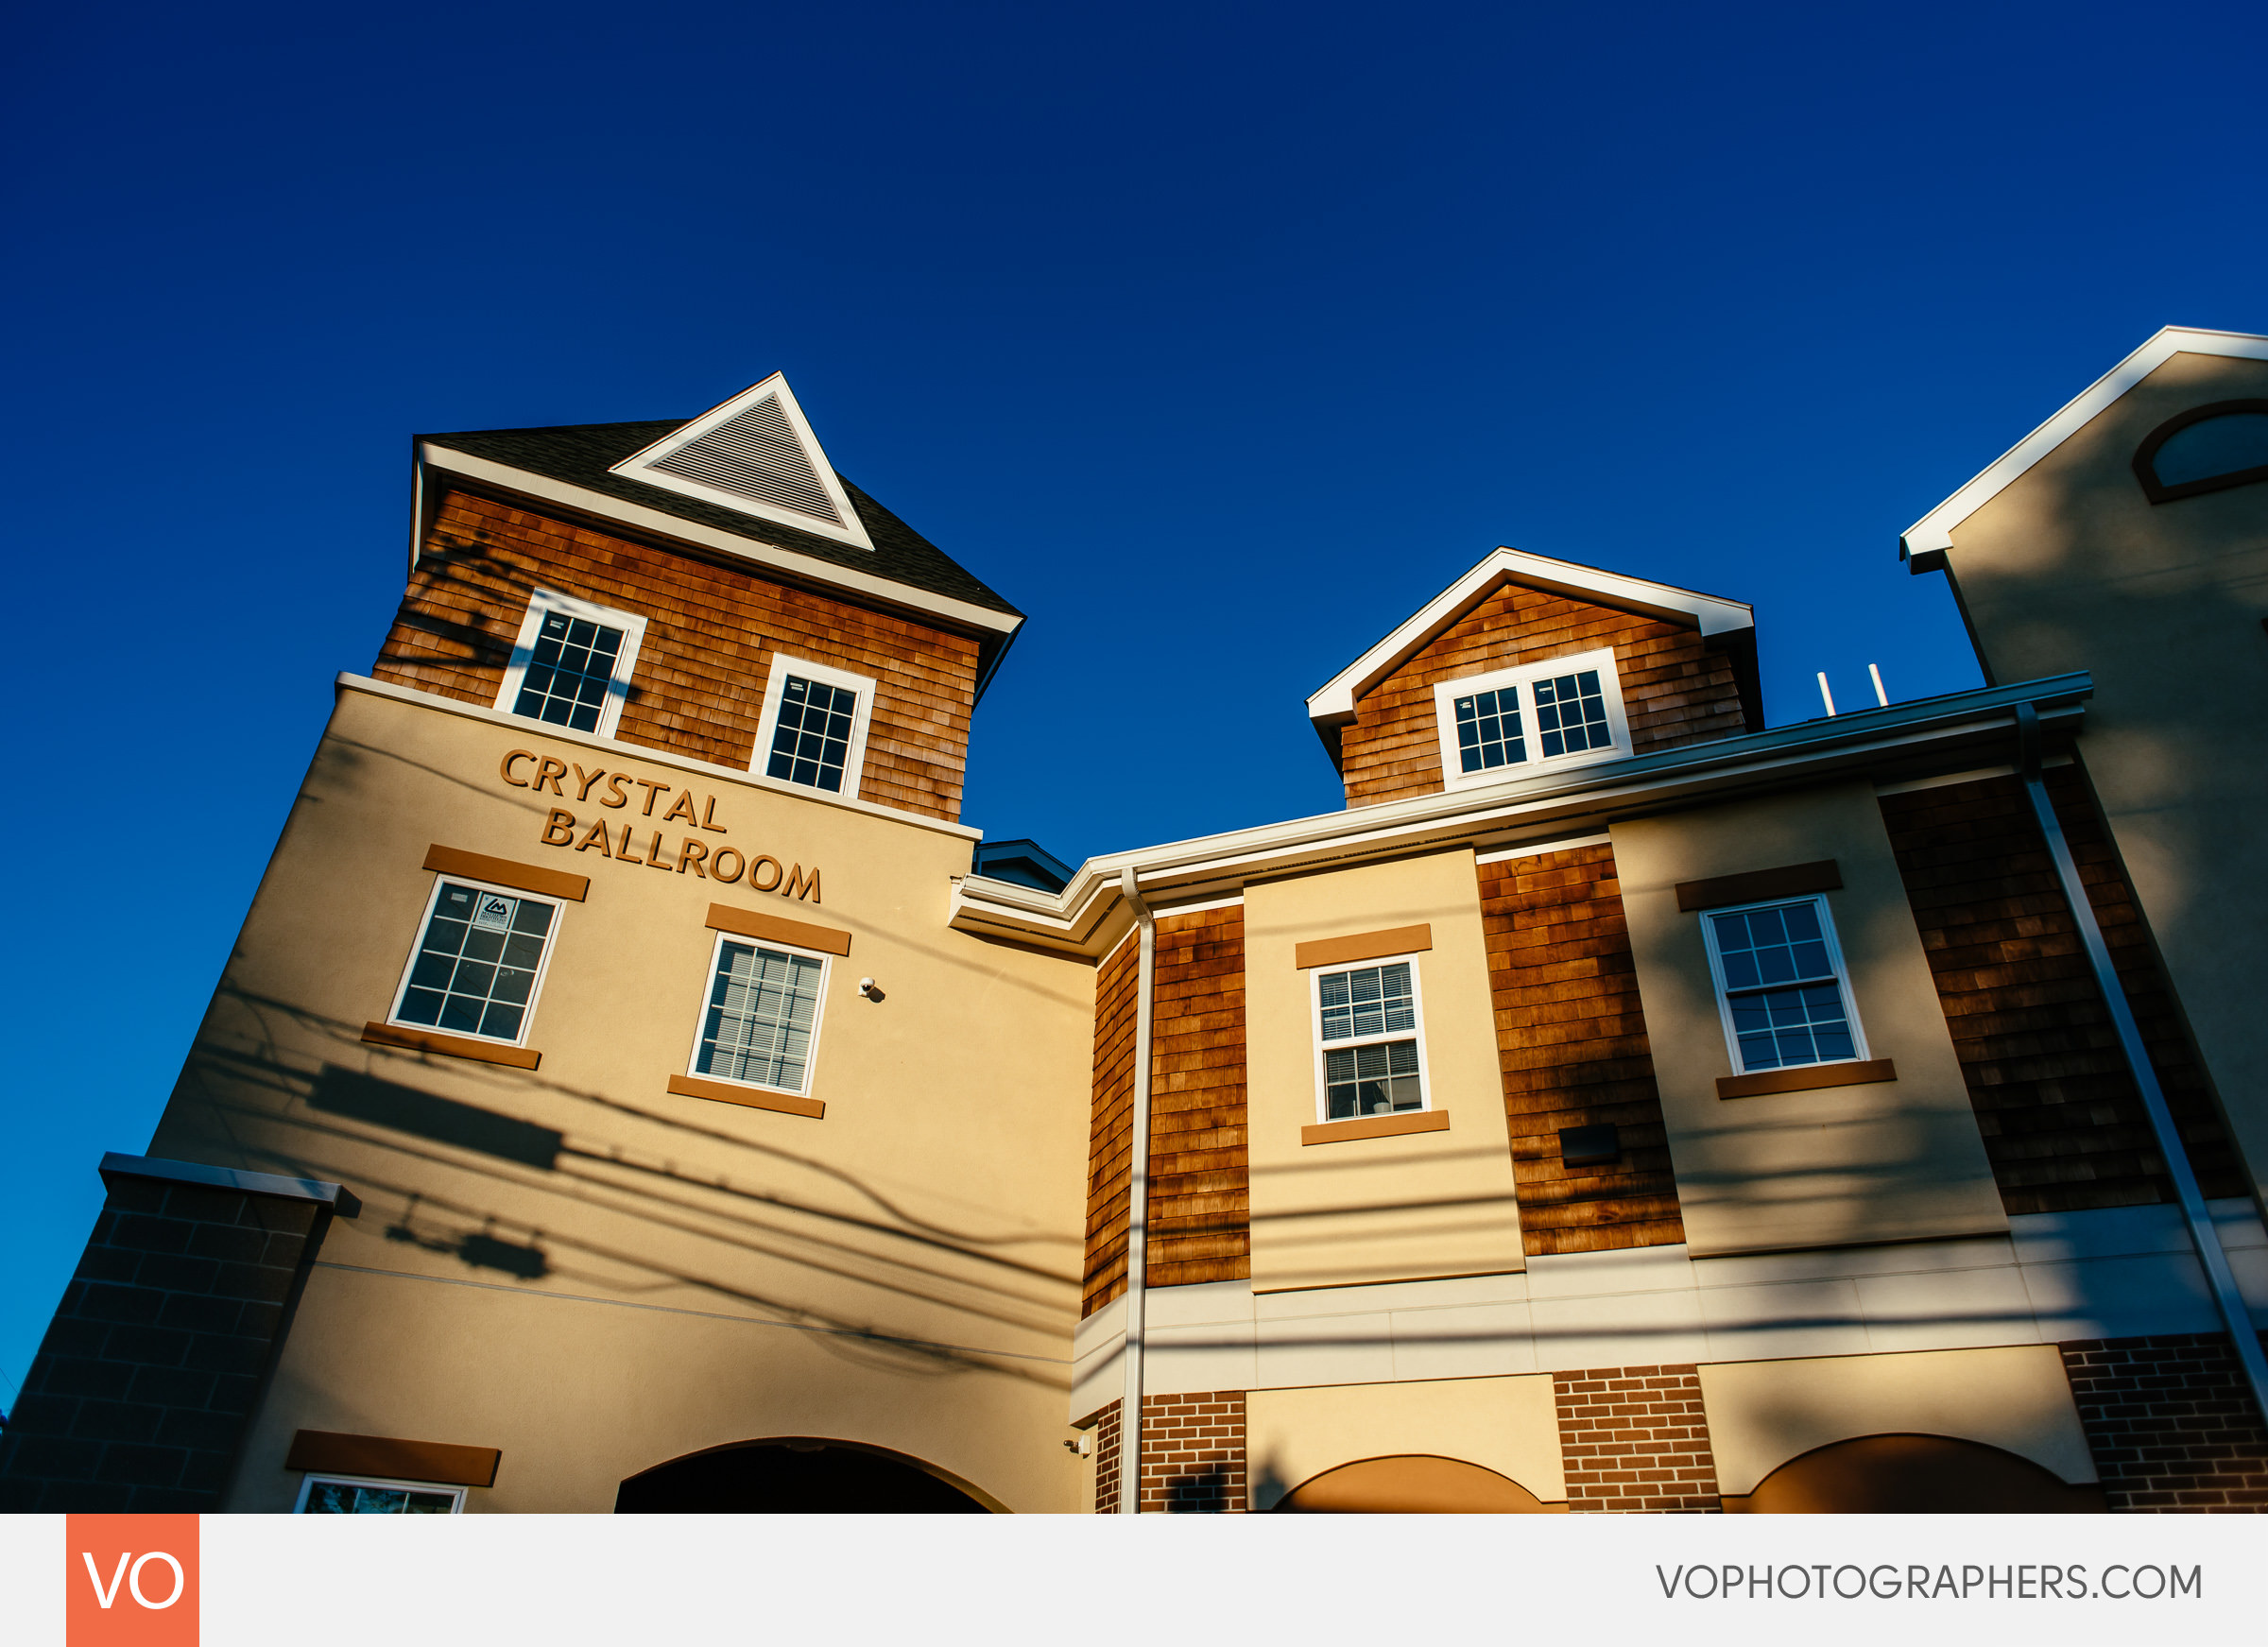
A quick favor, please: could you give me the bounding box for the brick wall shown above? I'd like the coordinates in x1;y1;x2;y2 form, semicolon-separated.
1554;1364;1722;1512
1338;582;1749;808
374;489;981;822
1480;844;1685;1256
1146;908;1248;1289
1881;770;2243;1212
1083;936;1139;1315
0;1175;322;1512
2060;1333;2268;1512
1090;1391;1247;1513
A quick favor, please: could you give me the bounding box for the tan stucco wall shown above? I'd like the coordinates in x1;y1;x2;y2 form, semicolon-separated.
153;684;1095;1511
1697;1346;2097;1493
1944;350;2268;1208
1613;784;2005;1255
1245;1375;1564;1508
1244;849;1525;1292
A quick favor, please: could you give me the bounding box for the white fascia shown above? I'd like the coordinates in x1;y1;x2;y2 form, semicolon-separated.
954;674;2092;956
1901;325;2268;562
416;443;1022;642
1305;546;1754;729
607;372;876;551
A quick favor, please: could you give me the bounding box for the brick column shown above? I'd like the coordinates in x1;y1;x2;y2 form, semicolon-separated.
0;1158;335;1512
2060;1333;2268;1512
1554;1364;1722;1512
1091;1390;1247;1512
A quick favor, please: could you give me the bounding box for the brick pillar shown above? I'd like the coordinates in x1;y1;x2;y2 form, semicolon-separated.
1091;1390;1247;1513
0;1161;331;1512
2060;1333;2268;1512
1554;1364;1721;1512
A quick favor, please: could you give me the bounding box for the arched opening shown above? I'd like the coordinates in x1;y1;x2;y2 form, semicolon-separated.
614;1438;997;1513
1273;1454;1557;1513
1722;1433;2105;1514
2133;400;2268;502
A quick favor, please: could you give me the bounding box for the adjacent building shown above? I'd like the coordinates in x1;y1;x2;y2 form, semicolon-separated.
5;330;2266;1514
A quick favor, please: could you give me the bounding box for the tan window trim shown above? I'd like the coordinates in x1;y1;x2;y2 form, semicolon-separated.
1675;860;1840;912
1294;924;1432;970
706;903;852;956
425;844;589;901
1716;1058;1896;1099
362;1021;541;1071
285;1429;501;1488
667;1072;825;1119
1301;1109;1450;1146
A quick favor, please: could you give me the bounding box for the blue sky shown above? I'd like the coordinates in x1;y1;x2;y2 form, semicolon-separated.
3;0;2262;1409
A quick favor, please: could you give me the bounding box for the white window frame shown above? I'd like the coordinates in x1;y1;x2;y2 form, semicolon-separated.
293;1472;467;1513
386;875;566;1049
683;931;834;1097
1432;645;1632;791
1309;952;1434;1124
1697;892;1869;1075
750;653;878;800
495;588;650;740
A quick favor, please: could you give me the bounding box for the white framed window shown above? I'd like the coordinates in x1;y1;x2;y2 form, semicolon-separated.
751;654;876;798
495;589;649;738
388;878;564;1047
1311;954;1431;1121
1432;646;1631;789
295;1473;465;1514
687;933;833;1095
1699;894;1867;1074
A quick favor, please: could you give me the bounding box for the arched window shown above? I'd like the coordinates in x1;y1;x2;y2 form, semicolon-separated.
1721;1433;2104;1513
2134;401;2268;503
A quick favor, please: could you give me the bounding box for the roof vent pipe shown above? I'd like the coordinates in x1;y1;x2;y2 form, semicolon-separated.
2014;703;2268;1424
1115;866;1158;1514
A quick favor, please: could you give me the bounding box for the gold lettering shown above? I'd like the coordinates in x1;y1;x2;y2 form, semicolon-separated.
711;848;746;884
501;749;539;788
602;774;630;809
749;855;782;892
576;819;613;857
644;831;673;870
533;757;568;797
541;808;577;847
676;839;711;878
700;796;727;833
660;790;698;827
618;823;639;860
635;779;671;816
572;763;608;802
783;864;820;903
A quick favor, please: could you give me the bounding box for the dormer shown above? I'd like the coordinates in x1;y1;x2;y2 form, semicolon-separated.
1306;548;1761;808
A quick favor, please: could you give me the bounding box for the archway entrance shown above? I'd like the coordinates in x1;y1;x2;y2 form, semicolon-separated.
1273;1454;1557;1513
615;1439;993;1513
1722;1434;2105;1513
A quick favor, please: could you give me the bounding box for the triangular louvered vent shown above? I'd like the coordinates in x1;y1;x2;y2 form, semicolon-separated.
608;373;874;550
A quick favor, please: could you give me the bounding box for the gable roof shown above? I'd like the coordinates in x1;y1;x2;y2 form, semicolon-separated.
1900;325;2268;566
1305;547;1755;733
418;417;1023;626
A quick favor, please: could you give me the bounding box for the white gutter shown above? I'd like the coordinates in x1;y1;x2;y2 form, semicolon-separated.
1115;866;1156;1515
2014;703;2268;1422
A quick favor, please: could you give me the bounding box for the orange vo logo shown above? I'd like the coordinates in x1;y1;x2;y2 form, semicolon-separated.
67;1516;198;1646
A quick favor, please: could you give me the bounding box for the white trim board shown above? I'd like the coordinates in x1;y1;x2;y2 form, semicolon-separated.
417;444;1022;637
1306;546;1753;728
1901;326;2268;561
335;673;985;840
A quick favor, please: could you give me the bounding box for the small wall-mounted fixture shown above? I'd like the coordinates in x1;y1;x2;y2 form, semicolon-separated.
857;977;884;1001
1063;1432;1093;1457
1559;1124;1621;1168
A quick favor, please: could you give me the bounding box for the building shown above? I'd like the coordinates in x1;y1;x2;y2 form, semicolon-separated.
4;331;2266;1515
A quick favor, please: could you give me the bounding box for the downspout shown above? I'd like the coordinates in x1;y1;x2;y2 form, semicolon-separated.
1115;866;1157;1514
2014;703;2268;1421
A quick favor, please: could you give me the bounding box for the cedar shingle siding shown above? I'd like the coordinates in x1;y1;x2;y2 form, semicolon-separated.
1337;581;1748;808
1880;770;2243;1212
1082;937;1140;1316
1479;844;1685;1256
1144;908;1249;1290
375;489;980;821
